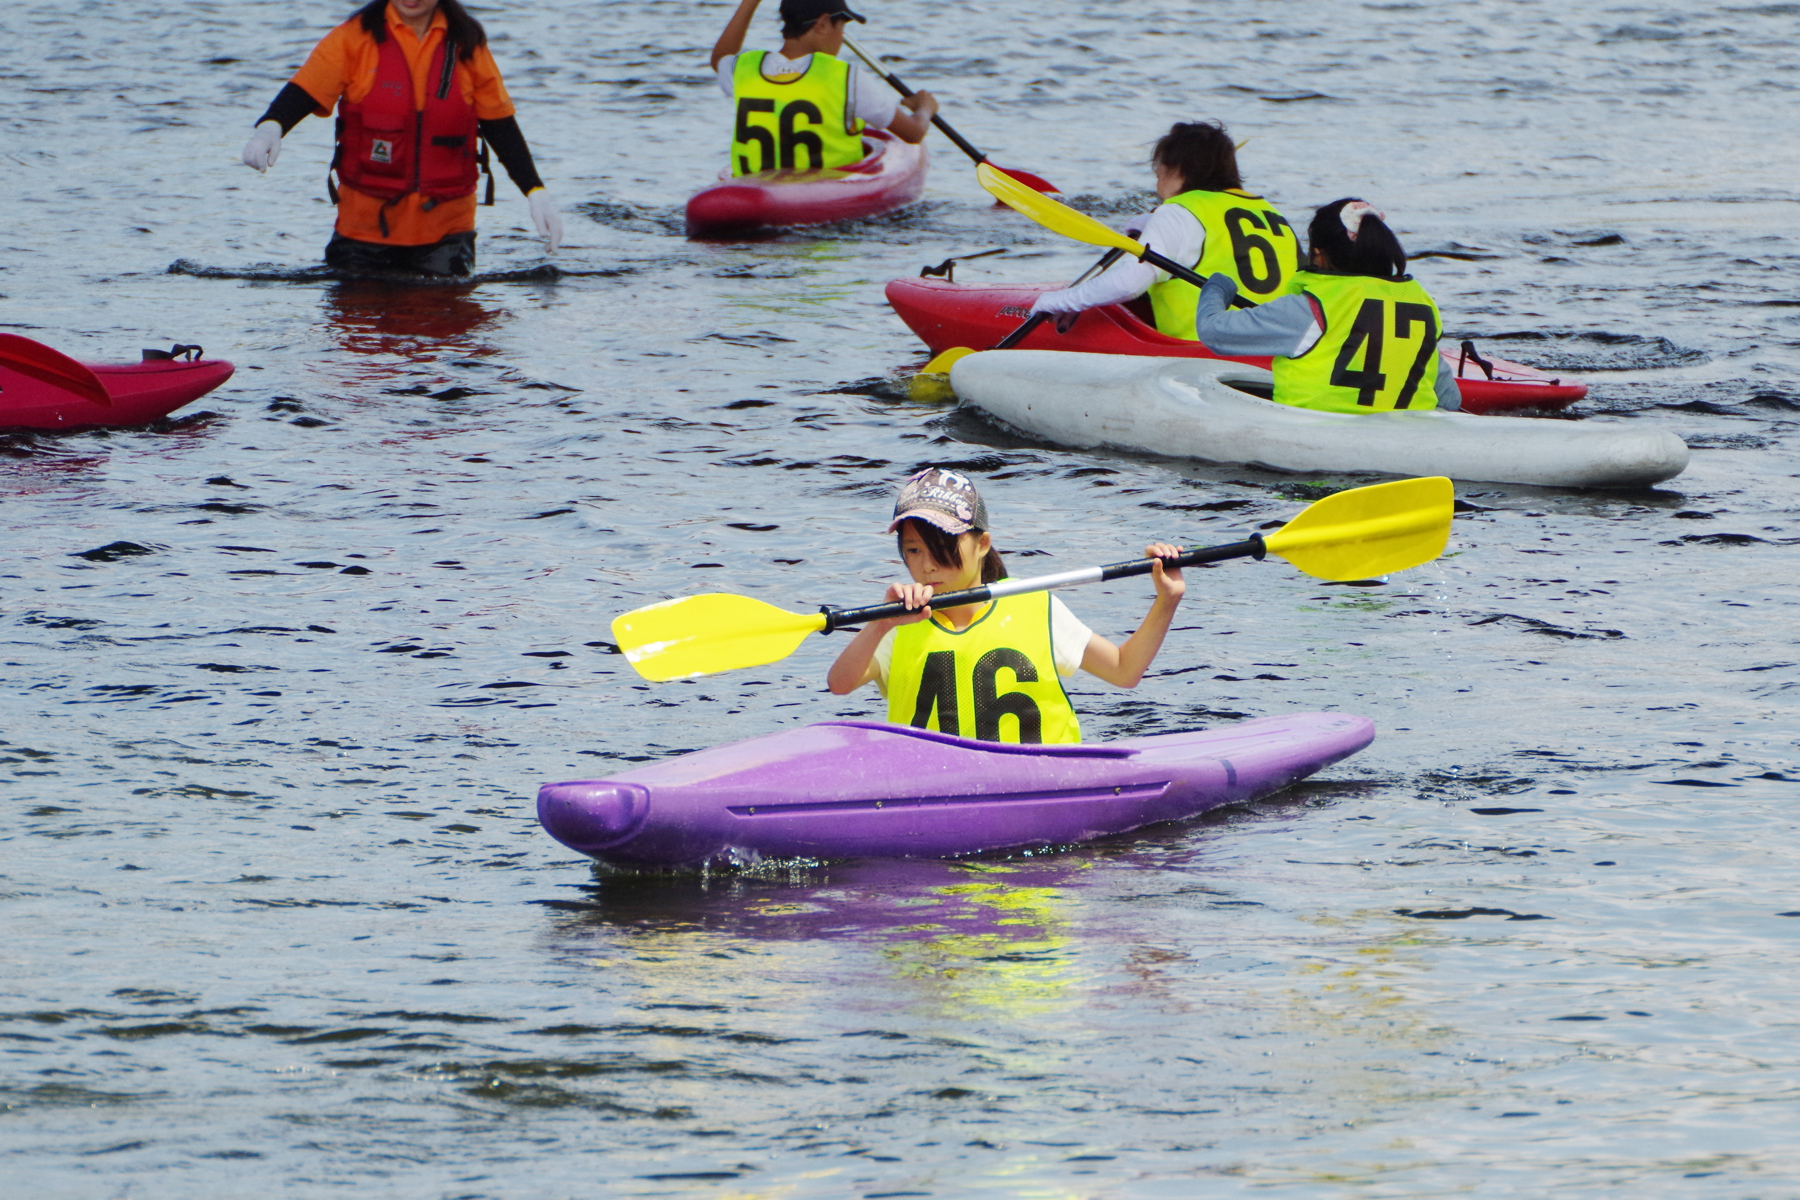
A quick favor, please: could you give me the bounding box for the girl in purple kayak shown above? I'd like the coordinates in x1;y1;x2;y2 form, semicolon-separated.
826;468;1185;745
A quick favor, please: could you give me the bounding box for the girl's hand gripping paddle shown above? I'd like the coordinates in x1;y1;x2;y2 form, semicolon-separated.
613;476;1454;682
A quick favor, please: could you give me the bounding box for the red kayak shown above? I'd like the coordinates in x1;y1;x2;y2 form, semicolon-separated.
886;277;1587;414
687;130;928;237
0;334;235;431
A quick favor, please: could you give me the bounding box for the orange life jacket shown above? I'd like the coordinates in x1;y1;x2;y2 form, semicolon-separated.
334;33;479;205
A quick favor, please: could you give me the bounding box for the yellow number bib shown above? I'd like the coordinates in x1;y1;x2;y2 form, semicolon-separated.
730;51;866;177
884;590;1081;745
1273;271;1445;412
1148;189;1303;340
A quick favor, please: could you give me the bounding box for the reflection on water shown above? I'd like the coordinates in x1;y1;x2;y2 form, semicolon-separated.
883;866;1077;1020
559;859;1084;1021
320;280;506;362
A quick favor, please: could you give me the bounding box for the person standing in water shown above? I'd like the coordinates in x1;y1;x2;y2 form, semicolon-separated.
827;469;1186;746
1029;120;1302;339
1192;198;1461;412
709;0;939;177
240;0;561;277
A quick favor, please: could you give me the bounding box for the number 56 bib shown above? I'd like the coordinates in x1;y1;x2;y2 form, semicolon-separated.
730;51;865;177
1274;270;1445;413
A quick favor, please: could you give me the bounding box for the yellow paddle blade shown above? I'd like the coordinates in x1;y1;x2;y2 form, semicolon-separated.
908;373;957;404
1264;476;1454;582
977;161;1147;255
612;593;827;682
923;345;977;375
907;348;977;403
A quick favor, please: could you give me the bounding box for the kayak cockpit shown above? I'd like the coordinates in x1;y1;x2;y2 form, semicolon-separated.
818;720;1139;758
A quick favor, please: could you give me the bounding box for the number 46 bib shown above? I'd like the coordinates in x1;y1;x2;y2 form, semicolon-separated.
884;590;1081;745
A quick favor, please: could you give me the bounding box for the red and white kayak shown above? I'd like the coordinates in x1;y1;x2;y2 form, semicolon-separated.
0;334;235;431
687;130;928;237
886;277;1588;415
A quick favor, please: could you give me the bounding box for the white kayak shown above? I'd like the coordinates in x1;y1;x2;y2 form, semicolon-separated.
948;351;1688;489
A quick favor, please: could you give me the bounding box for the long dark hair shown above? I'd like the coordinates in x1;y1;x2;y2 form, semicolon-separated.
356;0;486;60
1151;121;1243;194
1308;197;1408;280
897;519;1007;585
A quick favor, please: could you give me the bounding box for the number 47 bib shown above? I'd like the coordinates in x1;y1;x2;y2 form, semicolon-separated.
1274;271;1444;413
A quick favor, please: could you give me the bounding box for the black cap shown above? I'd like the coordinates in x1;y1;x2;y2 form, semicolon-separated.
779;0;867;27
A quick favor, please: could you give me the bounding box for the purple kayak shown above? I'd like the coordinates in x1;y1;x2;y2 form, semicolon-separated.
538;712;1374;868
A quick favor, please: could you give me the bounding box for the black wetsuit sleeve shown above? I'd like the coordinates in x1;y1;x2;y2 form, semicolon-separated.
255;83;322;134
478;116;545;195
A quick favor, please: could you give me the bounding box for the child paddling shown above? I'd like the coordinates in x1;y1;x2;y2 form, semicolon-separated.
709;0;938;176
827;469;1185;745
1193;198;1462;412
1028;120;1303;339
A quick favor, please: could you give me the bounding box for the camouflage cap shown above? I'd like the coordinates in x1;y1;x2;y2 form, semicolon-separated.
887;467;989;536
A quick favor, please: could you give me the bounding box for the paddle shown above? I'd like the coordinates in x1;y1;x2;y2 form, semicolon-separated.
917;246;1126;382
841;36;1060;195
976;161;1215;289
614;476;1453;682
0;333;111;407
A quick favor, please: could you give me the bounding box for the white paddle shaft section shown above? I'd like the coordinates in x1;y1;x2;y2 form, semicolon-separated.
819;538;1263;631
987;565;1105;597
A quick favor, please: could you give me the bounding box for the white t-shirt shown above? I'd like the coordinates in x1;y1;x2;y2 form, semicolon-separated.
869;595;1093;697
715;52;899;130
1032;202;1206;314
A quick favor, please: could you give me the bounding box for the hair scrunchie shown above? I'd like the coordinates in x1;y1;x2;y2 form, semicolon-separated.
1340;200;1386;241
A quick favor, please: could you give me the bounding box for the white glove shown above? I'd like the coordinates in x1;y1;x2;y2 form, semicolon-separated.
527;188;563;253
1121;214;1148;238
242;120;283;173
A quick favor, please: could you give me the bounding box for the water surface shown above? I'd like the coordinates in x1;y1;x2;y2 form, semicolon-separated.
3;1;1799;1195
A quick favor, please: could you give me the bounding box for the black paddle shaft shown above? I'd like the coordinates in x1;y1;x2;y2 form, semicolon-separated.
860;60;988;165
992;247;1127;350
1136;243;1254;309
992;311;1052;350
820;534;1267;631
